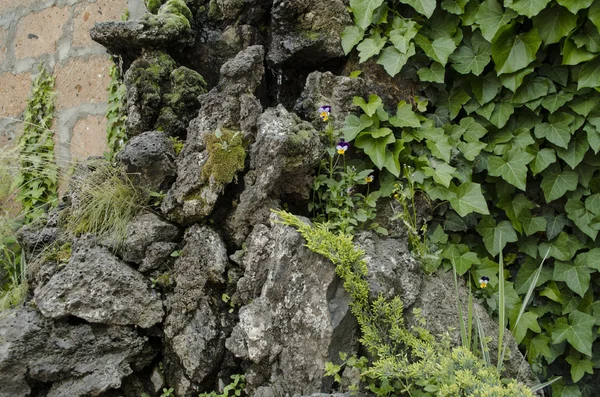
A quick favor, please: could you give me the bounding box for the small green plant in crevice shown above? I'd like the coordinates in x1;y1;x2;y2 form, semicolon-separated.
105;57;128;160
274;210;535;397
150;272;173;290
66;163;146;246
201;128;246;187
169;136;184;155
199;374;246;397
0;215;26;310
41;242;72;267
310;106;386;235
13;66;58;223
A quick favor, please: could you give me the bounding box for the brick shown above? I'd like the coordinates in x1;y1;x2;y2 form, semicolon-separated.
72;0;128;47
54;56;112;109
70;114;108;161
0;28;8;65
13;6;70;60
0;72;32;117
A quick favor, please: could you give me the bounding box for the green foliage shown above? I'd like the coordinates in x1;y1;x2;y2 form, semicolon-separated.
201;128;246;187
66;163;146;246
310;121;384;234
13;66;58;223
0;215;26;310
169;136;184;155
199;374;245;397
343;0;600;392
275;210;535;397
105;59;128;160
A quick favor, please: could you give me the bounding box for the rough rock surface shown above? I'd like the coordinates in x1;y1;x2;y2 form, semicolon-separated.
121;211;180;265
295;71;366;129
161;46;265;225
35;237;164;328
226;216;358;396
225;105;323;245
268;0;350;69
163;225;232;396
117;131;178;191
139;241;179;273
0;308;153;397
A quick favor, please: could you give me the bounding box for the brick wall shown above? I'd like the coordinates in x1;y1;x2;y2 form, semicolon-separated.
0;0;144;165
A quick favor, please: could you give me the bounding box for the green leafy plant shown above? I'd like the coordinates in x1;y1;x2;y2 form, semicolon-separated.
275;210;536;397
105;58;128;160
342;1;600;393
0;215;26;310
66;163;146;246
199;374;246;397
169;136;184;155
13;66;58;223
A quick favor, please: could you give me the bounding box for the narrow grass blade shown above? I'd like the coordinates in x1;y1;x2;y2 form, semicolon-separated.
476;316;490;366
497;245;505;373
531;377;561;392
452;258;468;348
467;282;473;350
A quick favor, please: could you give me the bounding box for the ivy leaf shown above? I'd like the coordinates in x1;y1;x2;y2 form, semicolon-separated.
461;117;488;143
556;131;589;169
534;122;571;149
487;149;534;191
383;139;405;177
590;0;600;32
554;261;592;297
340;26;364;54
540;163;578;203
350;0;385;29
506;0;551;18
450;31;491;76
565;355;594;383
513;77;553;104
489;100;515;128
515;257;553;294
552;380;583;397
542;91;574;113
417;61;445;83
544;212;569;240
556;0;594;14
357;35;386;62
527;334;553;362
562;35;597;66
390;101;421;128
389;20;419;53
476;216;518;256
458;141;486;161
498;193;536;233
399;0;436;18
499;66;535;92
492;23;542;75
475;0;517;42
577;56;600;90
426;133;452;162
521;213;547;236
449;182;490;217
551;310;595;356
353;94;382;117
511;311;541;344
584;123;600;154
343;114;374;141
415;34;457;66
442;245;480;275
355;132;395;170
577;248;600;271
539;63;569;87
377;44;415;76
423;162;457;188
539;232;584;262
533;5;578;45
441;0;469;14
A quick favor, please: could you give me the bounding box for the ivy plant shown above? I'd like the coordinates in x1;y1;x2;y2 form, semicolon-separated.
343;0;600;395
105;58;128;160
13;66;58;223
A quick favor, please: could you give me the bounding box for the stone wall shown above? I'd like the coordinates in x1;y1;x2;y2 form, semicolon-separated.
0;0;144;164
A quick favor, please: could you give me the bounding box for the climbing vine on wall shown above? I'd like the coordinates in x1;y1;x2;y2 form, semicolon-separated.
105;58;128;160
13;66;58;223
342;0;600;395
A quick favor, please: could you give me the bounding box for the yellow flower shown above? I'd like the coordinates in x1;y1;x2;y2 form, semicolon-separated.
365;175;374;183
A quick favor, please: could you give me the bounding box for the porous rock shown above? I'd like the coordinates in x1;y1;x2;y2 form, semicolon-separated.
295;71;366;129
163;225;232;396
0;307;153;397
161;46;265;225
117;131;177;191
225;105;323;246
139;241;179;273
268;0;350;69
35;236;164;328
121;211;180;265
226;215;358;396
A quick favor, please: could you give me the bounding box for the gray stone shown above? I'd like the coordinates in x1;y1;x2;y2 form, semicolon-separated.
295;71;366;129
117;131;178;191
35;237;164;328
226;216;358;396
207;0;271;25
161;46;265;225
121;211;180;265
0;308;153;397
225;105;323;246
163;225;231;396
139;241;179;273
267;0;350;69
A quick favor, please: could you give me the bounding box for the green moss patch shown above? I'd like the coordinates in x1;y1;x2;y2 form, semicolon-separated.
201;129;246;187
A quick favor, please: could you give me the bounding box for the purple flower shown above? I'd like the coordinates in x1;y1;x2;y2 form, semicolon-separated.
479;276;490;289
318;105;332;121
336;140;349;155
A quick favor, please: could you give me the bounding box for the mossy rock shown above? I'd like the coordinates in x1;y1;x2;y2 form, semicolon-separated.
142;0;193;38
201;129;246;187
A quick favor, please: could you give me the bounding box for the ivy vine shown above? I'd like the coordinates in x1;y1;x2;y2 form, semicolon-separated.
13;66;58;223
105;58;128;160
342;0;600;395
